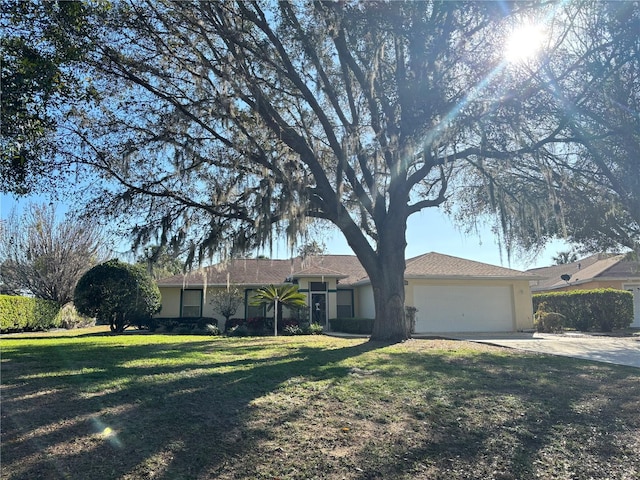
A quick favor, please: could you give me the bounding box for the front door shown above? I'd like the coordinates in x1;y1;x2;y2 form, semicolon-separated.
311;293;327;327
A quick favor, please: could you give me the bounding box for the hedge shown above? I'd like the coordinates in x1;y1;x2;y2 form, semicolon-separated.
223;317;304;335
329;317;374;334
533;289;633;332
151;317;218;333
0;295;62;333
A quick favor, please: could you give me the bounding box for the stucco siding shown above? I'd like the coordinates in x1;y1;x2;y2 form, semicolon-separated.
624;284;640;328
511;280;535;330
157;288;181;318
357;285;375;319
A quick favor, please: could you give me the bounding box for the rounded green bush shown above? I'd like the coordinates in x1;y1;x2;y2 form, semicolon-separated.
74;259;161;333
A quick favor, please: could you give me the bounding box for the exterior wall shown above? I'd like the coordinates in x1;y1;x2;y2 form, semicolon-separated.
157;286;248;319
356;285;376;319
203;287;231;319
157;287;181;318
624;284;640;328
158;281;334;322
511;280;536;330
336;289;354;317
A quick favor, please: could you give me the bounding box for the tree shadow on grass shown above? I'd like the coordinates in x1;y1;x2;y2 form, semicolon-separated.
2;337;638;479
347;349;640;479
1;336;384;479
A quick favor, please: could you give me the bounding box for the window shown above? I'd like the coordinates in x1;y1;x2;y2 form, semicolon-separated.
182;290;202;317
310;282;327;291
245;289;265;318
336;290;353;317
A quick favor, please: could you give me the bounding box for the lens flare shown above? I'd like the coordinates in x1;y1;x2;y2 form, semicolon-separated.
505;23;546;63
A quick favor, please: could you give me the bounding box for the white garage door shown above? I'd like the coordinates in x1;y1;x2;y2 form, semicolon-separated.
413;285;514;333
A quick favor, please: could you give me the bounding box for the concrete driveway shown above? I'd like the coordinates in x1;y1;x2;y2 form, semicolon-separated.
448;332;640;368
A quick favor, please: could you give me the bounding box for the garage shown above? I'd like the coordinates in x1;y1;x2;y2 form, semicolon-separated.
412;284;515;333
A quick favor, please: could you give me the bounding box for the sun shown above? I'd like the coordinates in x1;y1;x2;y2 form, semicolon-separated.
504;22;546;63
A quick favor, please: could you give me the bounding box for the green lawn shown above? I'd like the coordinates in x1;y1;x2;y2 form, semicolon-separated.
1;327;639;479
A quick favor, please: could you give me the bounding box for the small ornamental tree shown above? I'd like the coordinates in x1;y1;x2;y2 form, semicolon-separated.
74;259;161;333
210;287;244;324
251;285;307;337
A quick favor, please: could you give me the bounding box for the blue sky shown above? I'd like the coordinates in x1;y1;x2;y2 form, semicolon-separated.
1;193;570;271
261;207;572;271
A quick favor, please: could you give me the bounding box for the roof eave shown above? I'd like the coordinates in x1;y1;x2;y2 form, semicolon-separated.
291;273;349;279
157;282;288;289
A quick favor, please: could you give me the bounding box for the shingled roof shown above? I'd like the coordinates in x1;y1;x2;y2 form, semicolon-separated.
403;252;540;280
528;253;640;291
157;252;536;288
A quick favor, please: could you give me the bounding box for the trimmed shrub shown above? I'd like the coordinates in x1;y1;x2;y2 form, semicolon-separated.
246;316;270;334
0;295;61;332
152;317;218;334
74;259;161;333
533;302;565;333
227;324;251;337
224;316;272;335
283;324;304;335
304;322;325;335
223;317;309;336
533;289;633;332
205;324;221;336
329;317;374;334
224;317;246;332
55;303;95;329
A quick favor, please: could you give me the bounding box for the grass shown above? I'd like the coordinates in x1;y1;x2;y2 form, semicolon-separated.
1;327;639;480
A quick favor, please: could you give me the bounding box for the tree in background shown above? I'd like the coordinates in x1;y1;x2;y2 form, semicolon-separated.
552;251;579;265
297;241;327;259
136;245;183;280
210;287;244;325
0;203;107;304
74;259;161;333
251;285;307;337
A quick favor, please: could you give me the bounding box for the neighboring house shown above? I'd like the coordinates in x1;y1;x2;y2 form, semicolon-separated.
155;252;539;334
528;253;640;328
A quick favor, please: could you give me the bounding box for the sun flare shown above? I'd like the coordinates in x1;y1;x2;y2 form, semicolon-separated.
504;23;546;63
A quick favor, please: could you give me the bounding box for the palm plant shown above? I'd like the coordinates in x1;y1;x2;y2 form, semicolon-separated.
250;284;307;336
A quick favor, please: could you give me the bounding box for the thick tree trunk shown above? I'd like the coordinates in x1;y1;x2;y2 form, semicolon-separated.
369;261;409;342
368;215;410;343
334;186;411;342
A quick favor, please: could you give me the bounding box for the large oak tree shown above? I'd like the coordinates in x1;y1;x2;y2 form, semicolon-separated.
4;1;596;341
